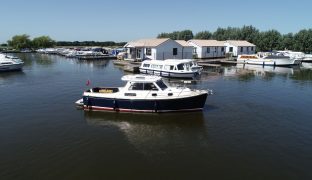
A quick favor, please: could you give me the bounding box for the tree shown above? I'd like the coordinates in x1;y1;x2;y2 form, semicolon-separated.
239;25;259;43
178;30;193;40
157;30;193;40
255;30;282;51
194;31;212;39
280;33;294;50
293;29;312;53
212;27;227;40
157;32;171;39
32;36;56;48
7;34;32;50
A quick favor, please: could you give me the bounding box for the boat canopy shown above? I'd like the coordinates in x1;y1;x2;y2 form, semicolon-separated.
121;75;162;83
144;59;194;65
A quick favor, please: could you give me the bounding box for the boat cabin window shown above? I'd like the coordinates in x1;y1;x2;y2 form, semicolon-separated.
177;64;184;70
156;80;167;90
164;65;170;71
151;64;163;70
144;83;158;91
170;65;174;70
185;63;190;71
143;63;150;68
129;83;158;91
129;83;143;90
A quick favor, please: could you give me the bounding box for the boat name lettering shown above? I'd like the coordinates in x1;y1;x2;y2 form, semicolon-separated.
99;89;113;93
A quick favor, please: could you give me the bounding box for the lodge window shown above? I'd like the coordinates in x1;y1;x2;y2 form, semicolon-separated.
207;47;210;53
251;47;254;51
221;47;224;52
146;48;151;55
173;48;178;56
240;47;243;52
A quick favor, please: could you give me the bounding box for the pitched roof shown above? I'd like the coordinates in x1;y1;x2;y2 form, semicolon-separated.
175;40;192;47
125;38;170;47
225;40;256;47
188;39;225;47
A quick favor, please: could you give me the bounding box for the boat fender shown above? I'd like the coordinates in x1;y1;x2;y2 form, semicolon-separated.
113;100;116;111
154;101;158;113
85;96;90;109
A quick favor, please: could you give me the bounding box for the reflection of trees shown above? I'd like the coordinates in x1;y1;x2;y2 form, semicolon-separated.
291;69;312;81
84;111;207;157
34;54;54;65
76;59;110;69
0;71;24;80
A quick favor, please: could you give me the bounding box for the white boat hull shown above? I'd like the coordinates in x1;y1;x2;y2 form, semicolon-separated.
238;58;297;66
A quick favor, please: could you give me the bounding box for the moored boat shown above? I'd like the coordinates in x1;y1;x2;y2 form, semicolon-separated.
139;59;202;78
0;53;24;72
237;52;298;66
76;75;211;113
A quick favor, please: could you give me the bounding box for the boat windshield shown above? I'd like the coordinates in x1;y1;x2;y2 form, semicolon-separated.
156;80;167;90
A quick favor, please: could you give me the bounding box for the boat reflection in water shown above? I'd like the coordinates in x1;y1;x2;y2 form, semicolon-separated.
223;64;295;78
301;62;312;69
83;111;207;157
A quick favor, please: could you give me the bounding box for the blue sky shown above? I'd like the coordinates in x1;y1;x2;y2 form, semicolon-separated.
1;0;311;43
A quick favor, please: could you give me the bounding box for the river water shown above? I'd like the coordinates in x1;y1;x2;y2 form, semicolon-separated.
1;53;312;179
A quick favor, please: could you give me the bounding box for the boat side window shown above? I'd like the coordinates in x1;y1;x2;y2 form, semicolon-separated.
170;65;174;70
156;80;167;90
185;63;190;71
177;64;184;70
151;64;162;70
144;83;158;91
164;65;170;71
143;63;150;68
129;83;144;90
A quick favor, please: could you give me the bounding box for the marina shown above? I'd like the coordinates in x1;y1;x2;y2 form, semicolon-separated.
1;53;312;179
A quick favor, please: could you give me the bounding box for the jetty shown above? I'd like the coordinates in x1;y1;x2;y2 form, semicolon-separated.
113;60;141;73
77;55;116;60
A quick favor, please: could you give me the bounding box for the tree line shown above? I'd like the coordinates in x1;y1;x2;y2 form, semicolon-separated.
157;26;312;53
4;34;126;50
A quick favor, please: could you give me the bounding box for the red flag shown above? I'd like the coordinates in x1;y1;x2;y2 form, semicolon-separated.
86;80;90;86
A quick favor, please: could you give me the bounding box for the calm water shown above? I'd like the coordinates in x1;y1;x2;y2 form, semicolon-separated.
1;53;312;179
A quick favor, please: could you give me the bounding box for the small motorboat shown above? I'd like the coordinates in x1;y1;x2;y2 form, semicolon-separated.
76;75;211;113
237;52;299;66
0;53;24;72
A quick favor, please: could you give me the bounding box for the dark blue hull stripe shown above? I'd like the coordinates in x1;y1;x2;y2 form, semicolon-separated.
83;93;207;113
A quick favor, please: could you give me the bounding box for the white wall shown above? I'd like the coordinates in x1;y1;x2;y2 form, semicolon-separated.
224;42;256;56
200;46;225;58
188;41;225;58
188;42;202;58
154;40;192;60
